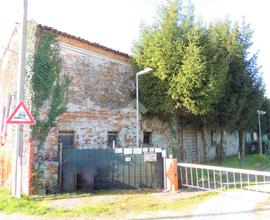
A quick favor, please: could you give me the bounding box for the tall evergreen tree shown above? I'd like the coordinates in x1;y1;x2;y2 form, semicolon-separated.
207;21;265;161
132;0;219;160
132;0;266;162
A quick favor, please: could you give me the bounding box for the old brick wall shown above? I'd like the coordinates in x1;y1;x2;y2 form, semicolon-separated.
36;41;174;192
57;43;136;149
35;29;240;193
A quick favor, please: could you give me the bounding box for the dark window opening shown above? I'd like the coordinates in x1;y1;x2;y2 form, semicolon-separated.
211;130;216;146
76;173;83;191
58;131;75;148
143;132;152;144
108;131;118;148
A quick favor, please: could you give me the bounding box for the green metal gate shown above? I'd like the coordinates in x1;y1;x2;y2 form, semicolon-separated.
61;148;164;192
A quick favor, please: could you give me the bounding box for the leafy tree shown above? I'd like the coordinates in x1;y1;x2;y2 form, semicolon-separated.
231;22;264;158
132;0;266;163
202;21;233;161
132;0;220;160
206;21;265;161
133;0;215;114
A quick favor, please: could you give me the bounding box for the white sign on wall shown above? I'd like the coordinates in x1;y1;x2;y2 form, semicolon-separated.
144;153;157;162
149;148;155;153
115;148;123;154
143;148;148;153
133;148;142;154
125;157;132;162
124;148;133;155
155;148;162;153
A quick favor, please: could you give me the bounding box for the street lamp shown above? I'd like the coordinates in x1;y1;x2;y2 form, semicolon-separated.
136;68;153;148
257;110;266;154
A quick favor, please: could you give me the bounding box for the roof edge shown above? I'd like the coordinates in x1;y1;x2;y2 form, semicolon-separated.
37;24;131;61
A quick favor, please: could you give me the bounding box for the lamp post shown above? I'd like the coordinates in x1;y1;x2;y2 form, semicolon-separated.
136;68;153;148
257;110;266;155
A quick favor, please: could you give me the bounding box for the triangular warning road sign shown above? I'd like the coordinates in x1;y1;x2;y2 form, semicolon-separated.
6;101;35;125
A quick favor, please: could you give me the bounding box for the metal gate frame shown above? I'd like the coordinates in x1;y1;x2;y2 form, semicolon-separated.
178;163;270;193
60;147;164;192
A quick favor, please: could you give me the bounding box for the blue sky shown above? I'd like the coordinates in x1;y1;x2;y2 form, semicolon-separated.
0;0;269;97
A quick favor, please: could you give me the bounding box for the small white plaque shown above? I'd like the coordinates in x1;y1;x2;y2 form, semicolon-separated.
115;148;123;154
149;147;155;153
144;153;157;162
155;148;162;153
143;148;148;153
124;148;133;155
125;157;132;162
133;148;142;154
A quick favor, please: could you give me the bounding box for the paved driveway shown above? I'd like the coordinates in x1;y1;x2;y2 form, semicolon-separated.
135;190;270;220
189;190;270;220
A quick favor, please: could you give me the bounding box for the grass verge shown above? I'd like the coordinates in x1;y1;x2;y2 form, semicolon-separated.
207;154;270;170
0;188;217;218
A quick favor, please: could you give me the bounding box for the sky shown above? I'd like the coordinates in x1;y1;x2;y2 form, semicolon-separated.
0;0;269;97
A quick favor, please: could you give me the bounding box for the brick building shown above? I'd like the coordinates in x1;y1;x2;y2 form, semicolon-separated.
0;21;239;194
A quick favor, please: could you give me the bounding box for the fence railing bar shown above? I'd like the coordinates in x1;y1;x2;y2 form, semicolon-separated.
207;169;210;190
190;167;193;187
201;169;204;189
264;176;266;192
255;175;258;192
240;173;242;190
181;184;218;192
213;170;216;191
219;170;223;191
196;168;199;187
180;167;183;189
226;171;229;190
185;167;188;186
178;163;270;194
233;172;236;190
177;163;270;177
248;174;250;190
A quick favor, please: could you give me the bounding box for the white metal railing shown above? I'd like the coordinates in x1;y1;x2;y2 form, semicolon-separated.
178;163;270;193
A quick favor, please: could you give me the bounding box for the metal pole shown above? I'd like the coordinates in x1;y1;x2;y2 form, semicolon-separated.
163;147;167;191
59;143;63;191
13;0;28;199
258;112;263;154
135;68;152;149
136;73;139;148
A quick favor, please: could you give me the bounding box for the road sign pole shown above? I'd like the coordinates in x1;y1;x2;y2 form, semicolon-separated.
12;0;28;199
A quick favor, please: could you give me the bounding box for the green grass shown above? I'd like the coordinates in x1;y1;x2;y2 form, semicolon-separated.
207;154;270;171
0;187;217;218
0;188;53;215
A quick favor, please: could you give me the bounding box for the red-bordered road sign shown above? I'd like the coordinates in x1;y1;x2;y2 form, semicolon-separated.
6;100;35;125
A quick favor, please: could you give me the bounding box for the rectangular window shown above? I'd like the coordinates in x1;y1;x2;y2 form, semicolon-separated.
58;131;75;148
108;131;118;148
143;132;152;144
